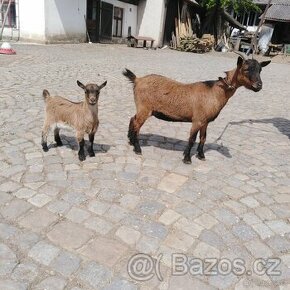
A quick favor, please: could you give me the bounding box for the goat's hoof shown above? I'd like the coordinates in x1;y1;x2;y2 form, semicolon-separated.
196;154;205;161
78;154;86;161
183;158;192;164
134;150;142;155
42;145;49;152
88;151;95;157
56;141;63;147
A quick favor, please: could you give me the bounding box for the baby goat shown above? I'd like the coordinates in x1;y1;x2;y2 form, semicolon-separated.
41;80;107;161
123;53;270;164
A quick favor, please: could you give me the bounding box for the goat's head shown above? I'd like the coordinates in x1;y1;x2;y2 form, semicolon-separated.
77;80;107;105
235;52;271;92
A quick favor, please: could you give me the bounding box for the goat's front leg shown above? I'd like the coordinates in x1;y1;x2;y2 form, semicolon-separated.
88;132;95;157
183;123;200;164
76;131;86;161
196;124;208;160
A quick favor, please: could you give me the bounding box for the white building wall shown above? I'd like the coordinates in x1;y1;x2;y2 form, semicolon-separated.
103;0;137;37
19;0;46;42
137;0;166;47
45;0;86;42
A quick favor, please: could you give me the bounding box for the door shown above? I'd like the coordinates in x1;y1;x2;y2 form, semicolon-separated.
100;2;113;42
87;0;100;42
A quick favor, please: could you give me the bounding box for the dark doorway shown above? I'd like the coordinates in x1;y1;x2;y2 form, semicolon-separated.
100;2;113;41
87;0;101;42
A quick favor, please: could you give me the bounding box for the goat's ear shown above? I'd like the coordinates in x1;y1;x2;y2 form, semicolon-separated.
260;60;271;67
237;56;244;68
77;80;86;90
99;81;107;90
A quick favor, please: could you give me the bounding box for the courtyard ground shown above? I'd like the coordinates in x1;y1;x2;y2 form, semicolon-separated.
0;43;289;290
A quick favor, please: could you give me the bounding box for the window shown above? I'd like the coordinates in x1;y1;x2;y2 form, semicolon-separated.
113;7;123;37
1;1;16;28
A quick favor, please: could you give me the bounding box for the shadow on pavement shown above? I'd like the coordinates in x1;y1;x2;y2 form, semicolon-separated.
139;133;232;158
229;118;290;139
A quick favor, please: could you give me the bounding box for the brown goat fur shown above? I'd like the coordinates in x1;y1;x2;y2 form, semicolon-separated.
41;80;107;161
123;56;270;164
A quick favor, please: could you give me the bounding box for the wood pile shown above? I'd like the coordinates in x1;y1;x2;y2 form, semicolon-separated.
170;0;214;53
178;34;214;53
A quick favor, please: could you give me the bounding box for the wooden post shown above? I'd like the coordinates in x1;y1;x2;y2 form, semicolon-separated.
248;0;272;55
0;0;12;39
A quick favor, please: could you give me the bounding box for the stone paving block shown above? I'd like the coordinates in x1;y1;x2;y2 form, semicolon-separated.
105;204;128;222
11;261;39;283
158;173;188;193
0;223;19;240
66;206;91;223
136;235;161;254
28;241;60;266
79;237;128;267
136;200;165;217
47;221;94;250
34;276;67;290
0;191;13;206
0;181;21;193
14;188;36;199
88;200;110;215
50;250;81;277
158;209;181;225
223;200;248;215
103;278;137;290
194;213;218;229
193;241;220;259
232;224;258;241
266;235;290;254
77;261;112;289
0;199;32;220
115;225;141;246
174;217;203;238
164;230;194;251
0;280;27;290
254;206;277;221
245;240;273;259
240;196;260;208
84;216;114;235
119;194;140;210
18;208;58;232
265;220;290;235
28;193;52;207
252;223;274;240
241;212;261;225
46;200;71;215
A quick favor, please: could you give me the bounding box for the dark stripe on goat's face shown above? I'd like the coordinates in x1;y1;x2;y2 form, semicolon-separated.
202;80;217;88
152;111;192;122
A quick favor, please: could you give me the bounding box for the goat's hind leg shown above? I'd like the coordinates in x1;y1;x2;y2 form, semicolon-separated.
41;121;50;152
196;124;208;160
128;112;149;155
54;126;63;146
76;131;86;161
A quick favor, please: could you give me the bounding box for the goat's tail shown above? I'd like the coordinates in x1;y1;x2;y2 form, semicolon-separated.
123;68;136;83
42;89;50;101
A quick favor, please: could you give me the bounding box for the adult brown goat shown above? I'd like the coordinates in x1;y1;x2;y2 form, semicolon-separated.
123;53;270;164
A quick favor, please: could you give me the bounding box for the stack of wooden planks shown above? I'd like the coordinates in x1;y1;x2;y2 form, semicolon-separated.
170;0;214;53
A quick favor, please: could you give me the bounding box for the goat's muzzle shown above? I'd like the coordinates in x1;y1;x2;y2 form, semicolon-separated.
251;81;262;92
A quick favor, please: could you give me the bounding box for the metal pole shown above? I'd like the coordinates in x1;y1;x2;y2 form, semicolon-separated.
0;0;12;39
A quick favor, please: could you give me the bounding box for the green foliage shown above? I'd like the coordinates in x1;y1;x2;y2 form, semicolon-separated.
201;0;261;13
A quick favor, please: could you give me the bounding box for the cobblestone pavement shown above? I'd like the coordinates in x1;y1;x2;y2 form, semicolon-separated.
0;43;289;290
